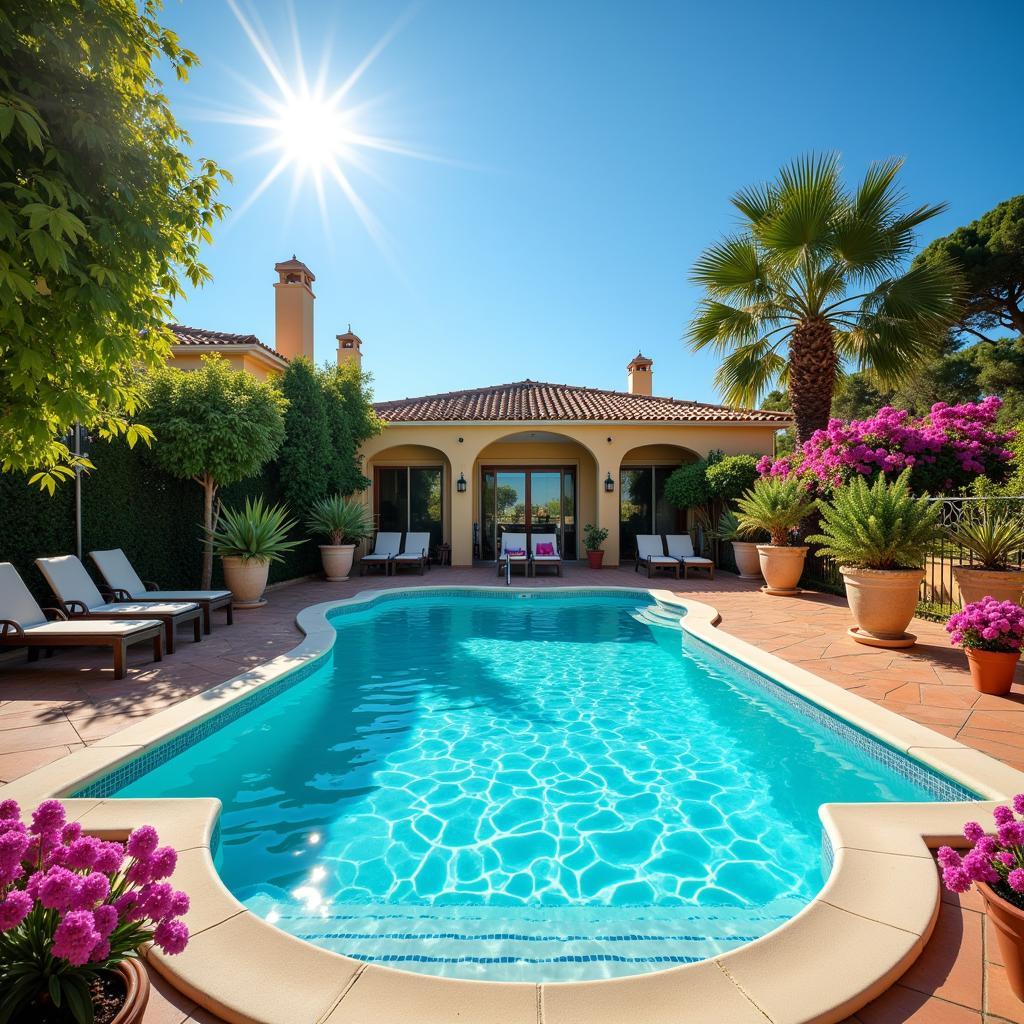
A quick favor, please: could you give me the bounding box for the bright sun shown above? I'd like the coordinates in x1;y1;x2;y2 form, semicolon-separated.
272;90;352;172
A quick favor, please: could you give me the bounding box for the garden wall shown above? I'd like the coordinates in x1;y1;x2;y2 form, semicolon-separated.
0;439;320;604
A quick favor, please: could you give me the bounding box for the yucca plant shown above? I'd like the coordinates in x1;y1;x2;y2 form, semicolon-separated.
210;497;302;563
807;469;940;569
306;494;373;546
735;477;817;546
945;507;1024;570
709;508;769;543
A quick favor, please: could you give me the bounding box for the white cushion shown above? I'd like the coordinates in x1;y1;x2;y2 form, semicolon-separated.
647;556;678;565
89;549;146;597
683;556;713;566
35;556;105;610
24;619;160;637
92;601;198;616
134;590;231;602
665;535;697;559
369;533;402;557
635;536;664;559
0;562;47;628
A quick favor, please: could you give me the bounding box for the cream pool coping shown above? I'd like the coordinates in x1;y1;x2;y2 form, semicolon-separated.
2;584;1023;1024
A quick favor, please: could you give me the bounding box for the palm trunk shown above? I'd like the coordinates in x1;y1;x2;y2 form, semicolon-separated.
199;475;218;590
789;318;837;446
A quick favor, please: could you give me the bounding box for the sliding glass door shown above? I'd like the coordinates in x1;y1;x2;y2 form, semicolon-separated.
480;467;577;560
619;466;681;561
374;466;443;551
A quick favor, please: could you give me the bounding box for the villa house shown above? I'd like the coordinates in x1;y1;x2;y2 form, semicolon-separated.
168;257;791;566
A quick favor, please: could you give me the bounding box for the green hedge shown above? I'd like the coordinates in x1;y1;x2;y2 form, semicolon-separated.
0;438;320;604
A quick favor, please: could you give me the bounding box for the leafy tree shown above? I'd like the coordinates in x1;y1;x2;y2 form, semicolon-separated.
705;455;759;503
915;195;1024;342
321;361;381;496
278;359;332;515
664;452;723;510
0;0;228;489
143;357;287;588
688;154;960;445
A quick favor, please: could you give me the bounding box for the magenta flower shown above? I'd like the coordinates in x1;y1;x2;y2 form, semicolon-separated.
126;825;159;859
61;822;82;844
92;841;125;875
52;910;101;967
941;796;1024;902
0;799;19;820
0;890;32;932
947;599;1024;655
153;918;189;955
963;822;985;843
74;872;110;909
64;835;101;870
149;846;178;881
93;904;118;939
37;866;80;911
30;800;65;836
1010;870;1024;893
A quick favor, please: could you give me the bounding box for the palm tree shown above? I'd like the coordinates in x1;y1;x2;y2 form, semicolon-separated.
688;154;962;444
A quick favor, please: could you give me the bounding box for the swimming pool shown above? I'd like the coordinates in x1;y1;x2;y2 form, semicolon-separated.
92;590;971;982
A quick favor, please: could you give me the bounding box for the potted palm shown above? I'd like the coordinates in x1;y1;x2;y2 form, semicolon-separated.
710;509;764;580
0;799;190;1024
734;477;817;595
946;597;1024;696
210;496;301;607
306;495;373;582
808;470;940;648
583;524;608;569
946;506;1024;606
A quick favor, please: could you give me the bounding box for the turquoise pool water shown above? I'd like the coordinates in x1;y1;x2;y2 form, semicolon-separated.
109;591;965;981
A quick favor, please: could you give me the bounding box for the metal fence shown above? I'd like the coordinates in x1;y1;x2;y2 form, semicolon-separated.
801;495;1024;618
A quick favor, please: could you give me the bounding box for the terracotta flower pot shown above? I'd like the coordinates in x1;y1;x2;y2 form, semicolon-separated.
731;541;763;580
964;647;1021;696
221;556;270;607
756;545;808;594
841;566;924;648
319;544;356;582
586;550;604;569
109;958;150;1024
979;882;1024;1001
954;566;1024;607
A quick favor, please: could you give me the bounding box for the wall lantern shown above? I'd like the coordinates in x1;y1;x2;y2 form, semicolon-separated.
604;472;615;493
457;472;467;493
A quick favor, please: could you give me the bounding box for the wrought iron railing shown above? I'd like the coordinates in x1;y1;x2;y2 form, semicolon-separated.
801;495;1024;618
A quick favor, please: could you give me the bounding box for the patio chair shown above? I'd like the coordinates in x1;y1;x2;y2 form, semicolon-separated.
89;548;233;634
36;555;201;655
634;535;679;579
530;533;562;577
496;533;531;577
665;534;715;580
360;532;402;576
393;532;432;575
0;562;163;679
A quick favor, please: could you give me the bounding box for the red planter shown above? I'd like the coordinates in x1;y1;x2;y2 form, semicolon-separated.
979;883;1024;1002
964;647;1021;696
586;550;604;569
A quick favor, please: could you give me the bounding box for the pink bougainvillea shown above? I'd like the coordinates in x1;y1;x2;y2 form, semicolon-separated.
757;397;1016;494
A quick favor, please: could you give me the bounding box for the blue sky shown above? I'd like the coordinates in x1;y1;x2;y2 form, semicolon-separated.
162;0;1024;406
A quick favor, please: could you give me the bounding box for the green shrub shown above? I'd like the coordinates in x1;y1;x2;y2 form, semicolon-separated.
807;470;940;569
321;362;381;495
664;451;723;509
278;359;332;514
583;523;608;551
735;477;817;546
705;455;759;502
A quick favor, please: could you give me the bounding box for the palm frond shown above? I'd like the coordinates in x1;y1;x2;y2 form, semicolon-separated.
853;157;905;222
732;180;777;226
713;342;788;407
689;234;768;301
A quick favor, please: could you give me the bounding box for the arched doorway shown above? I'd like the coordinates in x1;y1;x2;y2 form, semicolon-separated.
366;444;452;555
618;444;699;563
475;431;599;561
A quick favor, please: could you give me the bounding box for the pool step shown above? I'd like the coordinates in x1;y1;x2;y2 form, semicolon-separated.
631;604;685;631
243;893;806;982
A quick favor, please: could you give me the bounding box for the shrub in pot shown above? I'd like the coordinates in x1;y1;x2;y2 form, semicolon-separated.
808;469;940;648
0;799;190;1024
709;510;764;580
939;799;1024;1000
583;524;608;569
306;495;373;581
946;597;1024;696
945;507;1024;606
211;497;301;607
734;477;817;595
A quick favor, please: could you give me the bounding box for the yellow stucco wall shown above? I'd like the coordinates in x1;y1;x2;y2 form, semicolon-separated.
166;349;285;380
360;421;779;566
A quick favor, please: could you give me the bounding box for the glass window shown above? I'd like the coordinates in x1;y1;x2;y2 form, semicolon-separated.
375;467;443;554
479;468;577;560
376;467;407;534
620;465;681;557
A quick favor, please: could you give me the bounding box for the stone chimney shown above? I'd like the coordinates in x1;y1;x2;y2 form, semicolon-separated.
273;256;315;362
627;352;653;396
336;328;362;369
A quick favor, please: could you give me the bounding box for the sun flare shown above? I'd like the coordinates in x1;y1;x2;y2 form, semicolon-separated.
270;89;354;173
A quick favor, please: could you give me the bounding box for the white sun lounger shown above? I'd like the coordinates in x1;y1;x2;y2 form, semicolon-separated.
361;532;402;576
36;555;201;655
665;534;715;580
497;533;531;577
0;562;164;679
530;534;562;576
393;532;432;575
634;535;679;579
89;548;232;634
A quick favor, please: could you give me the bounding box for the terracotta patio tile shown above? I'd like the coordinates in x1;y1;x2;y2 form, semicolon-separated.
0;742;84;783
856;984;980;1022
142;965;199;1024
876;702;972;730
886;683;923;704
986;961;1024;1023
899;903;982;1009
919;685;980;710
964;710;1024;734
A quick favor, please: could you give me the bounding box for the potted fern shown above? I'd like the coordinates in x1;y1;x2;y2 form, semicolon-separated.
734;477;817;594
710;509;764;580
210;497;301;607
306;495;373;582
945;506;1024;606
808;470;941;648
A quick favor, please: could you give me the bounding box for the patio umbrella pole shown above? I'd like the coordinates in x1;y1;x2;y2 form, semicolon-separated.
74;423;82;561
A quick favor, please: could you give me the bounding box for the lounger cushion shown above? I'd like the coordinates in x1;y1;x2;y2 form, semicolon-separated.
361;553;391;561
683;556;713;566
636;536;665;560
91;601;198;617
665;535;698;560
131;590;231;603
35;555;106;611
88;549;148;597
368;533;402;557
24;619;160;637
534;554;560;561
647;556;678;565
0;562;47;628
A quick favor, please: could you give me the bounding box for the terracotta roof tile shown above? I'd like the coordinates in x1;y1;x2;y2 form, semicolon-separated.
169;325;286;361
374;380;791;425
